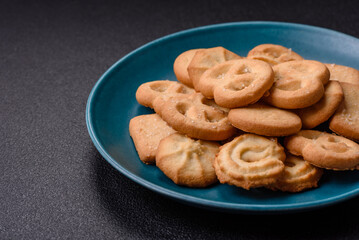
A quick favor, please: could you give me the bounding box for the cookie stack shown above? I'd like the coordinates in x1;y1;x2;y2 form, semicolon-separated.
129;44;359;192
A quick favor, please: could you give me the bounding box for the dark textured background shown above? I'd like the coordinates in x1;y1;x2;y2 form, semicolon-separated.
1;0;359;239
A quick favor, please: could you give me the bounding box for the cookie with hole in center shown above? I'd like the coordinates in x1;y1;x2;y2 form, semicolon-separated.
247;44;303;66
156;133;219;187
136;80;195;108
197;59;274;108
153;92;236;141
187;46;241;90
214;134;286;189
264;60;330;109
228;103;302;136
284;130;359;170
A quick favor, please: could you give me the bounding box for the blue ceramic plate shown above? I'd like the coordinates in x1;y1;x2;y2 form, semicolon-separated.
86;22;359;213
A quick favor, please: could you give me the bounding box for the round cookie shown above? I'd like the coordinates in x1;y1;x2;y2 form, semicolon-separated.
228;103;302;136
247;44;303;66
264;60;329;109
267;154;323;192
214;134;286;189
284;130;359;170
187;46;241;90
136;80;195;108
329;82;359;141
156;133;219;187
153;92;236;141
197;59;274;108
173;49;203;87
297;80;343;129
325;63;359;85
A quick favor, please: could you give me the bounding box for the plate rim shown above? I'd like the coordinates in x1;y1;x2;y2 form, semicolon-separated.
86;21;359;213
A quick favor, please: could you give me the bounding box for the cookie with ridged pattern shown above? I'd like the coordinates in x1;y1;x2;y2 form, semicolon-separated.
156;133;219;187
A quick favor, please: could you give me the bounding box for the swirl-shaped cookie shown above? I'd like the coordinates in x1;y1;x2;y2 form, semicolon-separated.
264;60;330;109
268;154;323;192
187;47;241;90
214;134;286;189
153;92;236;141
197;59;274;108
156;133;219;187
136;80;195;108
285;130;359;170
247;44;303;66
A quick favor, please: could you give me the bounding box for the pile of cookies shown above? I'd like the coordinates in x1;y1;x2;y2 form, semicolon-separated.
129;44;359;192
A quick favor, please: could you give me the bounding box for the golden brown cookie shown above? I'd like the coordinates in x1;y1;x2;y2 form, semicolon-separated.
247;44;303;66
153;92;236;141
329;82;359;141
187;46;241;90
284;130;359;170
267;154;323;192
156;133;219;187
214;134;286;189
197;59;274;108
228;103;302;136
136;80;194;108
297;80;343;129
264;60;330;109
325;63;359;85
173;49;203;88
129;114;177;164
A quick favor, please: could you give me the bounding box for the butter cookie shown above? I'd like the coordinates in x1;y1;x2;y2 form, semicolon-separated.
329;82;359;141
129;114;177;164
136;80;194;108
247;44;303;66
153;92;236;141
297;81;343;129
264;60;330;109
285;130;359;170
173;49;203;87
156;133;219;187
228;103;302;136
187;47;241;90
197;59;274;108
268;154;323;192
325;63;359;85
214;134;286;189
